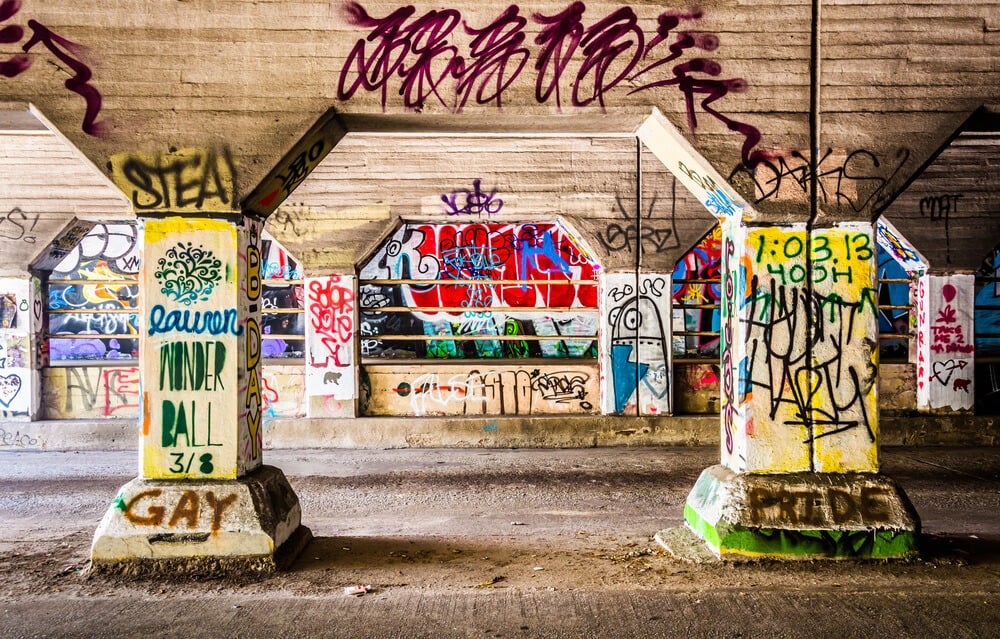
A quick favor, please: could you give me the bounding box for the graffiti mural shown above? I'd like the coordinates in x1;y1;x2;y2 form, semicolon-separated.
364;364;597;416
876;244;913;362
47;223;140;362
722;223;879;474
0;277;39;417
672;225;721;358
141;217;250;480
918;274;974;412
337;2;766;167
260;234;305;359
305;275;356;402
602;273;672;416
359;222;599;362
975;249;1000;413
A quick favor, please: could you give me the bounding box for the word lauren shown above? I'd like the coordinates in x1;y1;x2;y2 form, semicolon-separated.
148;305;242;337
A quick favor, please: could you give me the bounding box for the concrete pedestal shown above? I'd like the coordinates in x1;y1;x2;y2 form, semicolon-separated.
91;465;310;576
658;465;921;560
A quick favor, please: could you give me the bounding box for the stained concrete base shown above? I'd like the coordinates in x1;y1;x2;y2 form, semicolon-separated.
654;526;722;563
667;465;921;560
90;465;309;576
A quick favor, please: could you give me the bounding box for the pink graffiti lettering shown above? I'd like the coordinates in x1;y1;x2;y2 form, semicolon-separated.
338;2;764;166
930;299;974;355
21;20;106;135
102;367;139;416
308;276;355;367
0;1;104;136
457;5;529;110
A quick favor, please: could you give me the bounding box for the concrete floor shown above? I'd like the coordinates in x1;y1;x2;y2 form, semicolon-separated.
1;446;999;638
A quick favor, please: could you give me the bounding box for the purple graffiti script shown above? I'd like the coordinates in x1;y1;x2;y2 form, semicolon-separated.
0;1;105;135
442;179;503;216
338;2;765;167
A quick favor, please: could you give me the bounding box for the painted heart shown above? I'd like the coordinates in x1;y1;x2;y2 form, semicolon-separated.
930;360;966;385
641;364;670;399
0;374;22;408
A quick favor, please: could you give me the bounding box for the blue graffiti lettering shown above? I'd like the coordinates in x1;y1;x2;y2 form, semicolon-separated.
705;188;743;217
518;230;572;289
148;305;243;337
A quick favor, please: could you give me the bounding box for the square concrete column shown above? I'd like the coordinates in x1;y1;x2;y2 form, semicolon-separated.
92;215;308;575
916;273;974;412
663;220;920;560
600;272;672;416
0;275;42;421
720;220;880;473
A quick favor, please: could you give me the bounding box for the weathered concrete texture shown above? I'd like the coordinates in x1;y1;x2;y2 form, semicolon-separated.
672;465;921;560
885;413;1000;446
263;415;720;449
91;465;308;576
3;414;999;451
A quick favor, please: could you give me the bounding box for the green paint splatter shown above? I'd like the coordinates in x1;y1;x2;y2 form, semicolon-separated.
684;504;918;559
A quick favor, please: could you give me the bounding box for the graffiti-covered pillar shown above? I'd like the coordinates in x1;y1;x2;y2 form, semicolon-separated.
92;214;308;574
721;221;881;473
0;275;42;421
601;273;672;415
916;273;975;412
665;219;920;560
304;274;357;418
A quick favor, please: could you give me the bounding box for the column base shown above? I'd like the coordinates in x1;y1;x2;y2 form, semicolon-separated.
90;465;310;576
657;465;921;560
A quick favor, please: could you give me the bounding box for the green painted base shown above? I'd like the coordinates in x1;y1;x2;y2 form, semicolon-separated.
684;503;919;559
681;465;921;560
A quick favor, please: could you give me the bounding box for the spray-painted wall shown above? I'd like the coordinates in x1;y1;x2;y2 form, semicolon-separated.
918;274;975;411
25;216;937;423
305;275;356;417
0;277;41;418
601;273;672;415
364;364;599;416
358;221;604;416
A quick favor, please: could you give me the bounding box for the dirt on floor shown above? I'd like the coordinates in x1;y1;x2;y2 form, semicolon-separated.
2;445;999;603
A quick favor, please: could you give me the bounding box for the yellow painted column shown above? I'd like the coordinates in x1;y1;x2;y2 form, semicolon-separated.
139;215;263;480
93;151;305;575
720;219;879;474
666;219;918;561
